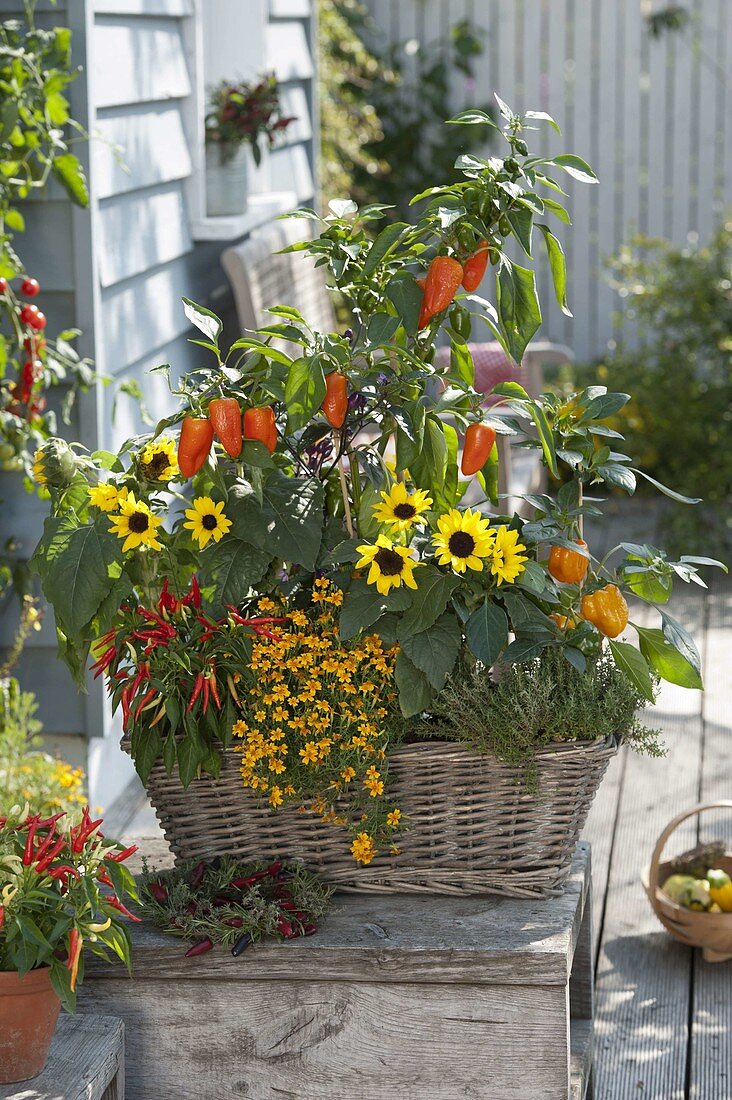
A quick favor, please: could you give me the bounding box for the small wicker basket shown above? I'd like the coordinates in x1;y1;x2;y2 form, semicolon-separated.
132;733;617;898
643;801;732;963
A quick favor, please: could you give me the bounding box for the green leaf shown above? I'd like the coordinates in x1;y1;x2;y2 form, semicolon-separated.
496;262;542;364
660;612;702;676
51;153;89;207
362;222;408;277
285;355;326;432
447;109;499;128
340;579;393;641
449;338;474;387
401;612;461;690
607;640;655;703
506;207;533;257
181;297;222;344
205;539;272;609
631;469;702;505
524;110;561;134
624;567;672;604
476;440;500;506
131;725;164;784
636;626;703;690
41;516;121;637
366;312;400;346
596;463;636;494
385;272;424;336
551;153;598;184
394;650;434;717
409;415;448;498
465;599;508;666
527;399;559;478
261;473;325;570
397;565;460;639
537;223;571;316
492;380;530;400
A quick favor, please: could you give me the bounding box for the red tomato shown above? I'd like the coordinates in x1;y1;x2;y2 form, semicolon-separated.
30;311;47;331
21;277;40;297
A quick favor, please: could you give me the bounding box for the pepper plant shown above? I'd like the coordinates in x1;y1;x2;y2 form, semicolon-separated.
0;803;138;1011
30;98;725;814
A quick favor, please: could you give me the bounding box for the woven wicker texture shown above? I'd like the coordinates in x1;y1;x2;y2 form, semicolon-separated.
136;735;617;897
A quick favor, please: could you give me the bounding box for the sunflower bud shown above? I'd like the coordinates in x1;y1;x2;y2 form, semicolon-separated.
33;438;78;489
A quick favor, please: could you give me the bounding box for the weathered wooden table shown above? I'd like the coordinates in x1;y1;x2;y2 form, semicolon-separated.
0;1015;124;1100
82;842;593;1100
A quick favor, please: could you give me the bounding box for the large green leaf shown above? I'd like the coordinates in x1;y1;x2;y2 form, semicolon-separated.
339;579;414;641
660;611;702;676
285;356;327;432
607;640;655;703
496;262;542;364
465;599;509;666
385;272;424;336
631;469;702;505
507;207;533;257
362;222;408;277
401;612;461;690
261;474;325;570
409;416;448;498
181;297;222;343
397;565;460;639
527;399;558;477
205;539;272;609
551;153;598;184
41;516;122;637
394;651;434;717
636;626;703;689
537;223;571;316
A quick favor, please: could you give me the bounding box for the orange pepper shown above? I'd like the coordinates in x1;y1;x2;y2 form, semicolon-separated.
419;256;464;328
208;398;242;458
322;372;348;429
461;423;497;476
548;539;590;584
461;240;489;292
178;417;214;478
581;584;628;638
243;406;277;455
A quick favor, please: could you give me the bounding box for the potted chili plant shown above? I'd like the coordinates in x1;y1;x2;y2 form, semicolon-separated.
0;804;138;1084
204;73;295;216
30;96;725;896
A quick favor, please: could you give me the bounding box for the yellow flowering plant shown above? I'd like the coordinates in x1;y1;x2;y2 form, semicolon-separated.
29;100;725;832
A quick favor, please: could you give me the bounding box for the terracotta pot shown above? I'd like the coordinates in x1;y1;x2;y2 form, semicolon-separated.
0;968;61;1084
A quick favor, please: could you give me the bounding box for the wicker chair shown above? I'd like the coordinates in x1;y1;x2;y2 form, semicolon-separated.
221;227;573;510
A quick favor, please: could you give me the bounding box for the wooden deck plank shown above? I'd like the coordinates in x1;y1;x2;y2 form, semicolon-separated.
592;587;706;1100
689;577;732;1100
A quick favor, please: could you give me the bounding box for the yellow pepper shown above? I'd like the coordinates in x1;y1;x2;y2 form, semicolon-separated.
548;539;590;584
581;584;628;638
706;869;732;912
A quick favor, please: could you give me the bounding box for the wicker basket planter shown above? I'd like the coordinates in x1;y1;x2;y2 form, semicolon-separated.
131;733;617;898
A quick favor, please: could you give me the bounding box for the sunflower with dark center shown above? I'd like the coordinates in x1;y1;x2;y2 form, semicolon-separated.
432;507;495;573
108;492;164;552
138;437;178;482
183;496;233;548
372;482;432;532
356;534;421;595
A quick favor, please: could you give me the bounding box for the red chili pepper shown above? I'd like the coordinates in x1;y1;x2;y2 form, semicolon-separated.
276;916;297;938
48;863;80;883
232;871;268;889
120;682;134;727
267;861;283;877
279;899;297;912
135;687;158;720
185;937;214;958
190;861;207;889
0;906;4;931
202;676;210;715
97;868;113;887
22;821;39;865
208;672;222;710
224;917;244;928
105;844;138;863
187;673;205;713
301;923;317;937
106;895;142;922
31;823;59;865
188;574;201;608
147;881;168;904
67;929;83;991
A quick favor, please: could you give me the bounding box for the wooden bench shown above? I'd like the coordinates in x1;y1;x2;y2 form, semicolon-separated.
0;1015;124;1100
81;841;593;1099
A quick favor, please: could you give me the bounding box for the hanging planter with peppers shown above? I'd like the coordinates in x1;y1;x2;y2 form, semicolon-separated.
30;95;726;889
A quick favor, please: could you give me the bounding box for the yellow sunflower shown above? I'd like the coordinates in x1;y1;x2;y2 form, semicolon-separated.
183;496;233;548
355;533;421;596
32;449;46;484
137;437;178;482
372;482;432;532
490;525;528;585
108;492;164;552
88;483;128;512
432;507;494;573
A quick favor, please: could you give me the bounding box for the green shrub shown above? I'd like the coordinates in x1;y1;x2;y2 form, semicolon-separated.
586;224;732;557
417;652;663;785
0;677;86;814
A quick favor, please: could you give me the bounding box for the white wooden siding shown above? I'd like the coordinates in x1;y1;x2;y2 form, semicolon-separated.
93;17;191;107
94;104;192;198
98;184;192;286
363;0;732;362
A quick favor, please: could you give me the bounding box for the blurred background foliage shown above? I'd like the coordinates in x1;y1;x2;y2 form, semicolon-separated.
318;0;493;222
582;224;732;558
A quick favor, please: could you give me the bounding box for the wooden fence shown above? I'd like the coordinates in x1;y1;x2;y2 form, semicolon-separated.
363;0;732;362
